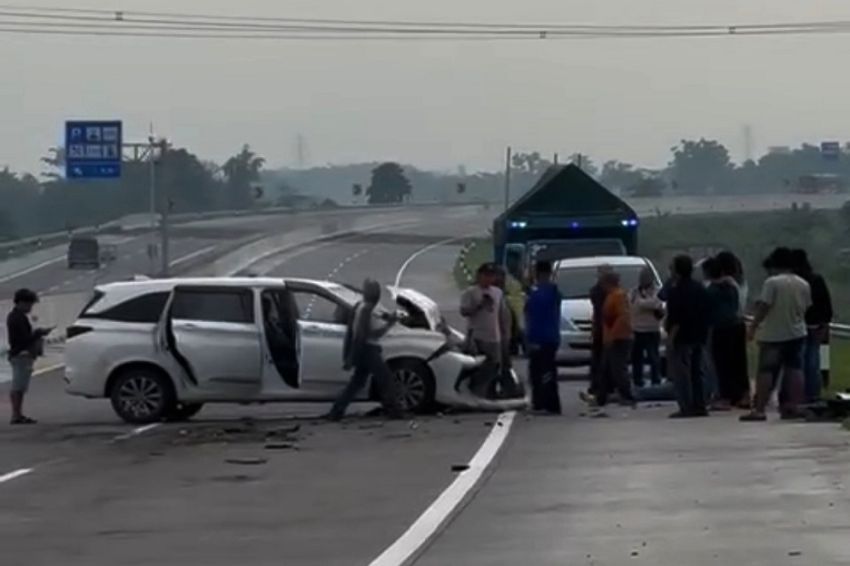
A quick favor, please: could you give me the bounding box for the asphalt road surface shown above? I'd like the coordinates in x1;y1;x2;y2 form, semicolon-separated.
3;205;850;565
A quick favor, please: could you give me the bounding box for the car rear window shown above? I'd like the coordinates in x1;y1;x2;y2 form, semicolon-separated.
171;288;254;323
82;291;169;323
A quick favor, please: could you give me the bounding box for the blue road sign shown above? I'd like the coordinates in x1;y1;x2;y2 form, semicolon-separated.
821;141;841;162
65;120;122;179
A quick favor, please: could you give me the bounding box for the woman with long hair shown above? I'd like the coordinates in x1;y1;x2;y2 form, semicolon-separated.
715;251;751;408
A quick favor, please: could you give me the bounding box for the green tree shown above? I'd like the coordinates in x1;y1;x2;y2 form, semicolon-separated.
511;152;552;176
669;138;733;194
367;162;412;204
223;144;265;210
600;160;643;192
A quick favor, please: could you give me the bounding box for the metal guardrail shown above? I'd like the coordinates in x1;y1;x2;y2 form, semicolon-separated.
831;323;850;339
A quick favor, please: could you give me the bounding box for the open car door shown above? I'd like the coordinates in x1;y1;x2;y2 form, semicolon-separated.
260;288;301;389
158;285;262;389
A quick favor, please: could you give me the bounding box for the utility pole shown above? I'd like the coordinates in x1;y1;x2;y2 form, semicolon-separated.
148;132;158;276
504;146;512;212
553;152;559;165
158;138;171;277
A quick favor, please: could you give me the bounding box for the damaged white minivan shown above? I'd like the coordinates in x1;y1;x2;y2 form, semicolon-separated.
64;277;526;424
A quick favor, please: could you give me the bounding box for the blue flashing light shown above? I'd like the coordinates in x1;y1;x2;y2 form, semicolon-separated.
571;221;580;229
629;218;639;227
509;220;528;229
620;219;629;227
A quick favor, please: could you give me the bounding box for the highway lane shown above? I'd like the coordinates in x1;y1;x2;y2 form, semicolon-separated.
0;205;504;566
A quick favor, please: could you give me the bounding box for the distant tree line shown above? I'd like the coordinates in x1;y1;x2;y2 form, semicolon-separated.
3;136;848;240
0;144;269;240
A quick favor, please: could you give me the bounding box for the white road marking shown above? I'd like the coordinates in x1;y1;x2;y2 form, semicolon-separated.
112;423;161;442
0;256;65;284
0;468;33;484
169;245;217;267
34;363;66;377
394;235;472;287
369;411;516;566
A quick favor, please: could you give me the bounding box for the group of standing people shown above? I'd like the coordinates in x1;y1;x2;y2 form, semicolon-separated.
580;246;832;421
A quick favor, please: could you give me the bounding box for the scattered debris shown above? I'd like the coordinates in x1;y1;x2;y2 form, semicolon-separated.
451;464;470;473
409;421;419;430
225;457;268;466
358;423;384;430
788;550;802;557
384;433;413;440
631;551;639;557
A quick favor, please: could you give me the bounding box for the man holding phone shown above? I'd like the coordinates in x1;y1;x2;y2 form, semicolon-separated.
6;288;52;425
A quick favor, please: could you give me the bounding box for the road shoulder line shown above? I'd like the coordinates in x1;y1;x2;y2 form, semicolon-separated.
369;410;516;566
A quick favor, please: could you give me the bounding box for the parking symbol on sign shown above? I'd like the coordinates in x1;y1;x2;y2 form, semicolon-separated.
102;144;119;159
69;127;83;141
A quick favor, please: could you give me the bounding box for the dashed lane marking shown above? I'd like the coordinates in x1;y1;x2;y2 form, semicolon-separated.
369;411;516;566
0;468;33;484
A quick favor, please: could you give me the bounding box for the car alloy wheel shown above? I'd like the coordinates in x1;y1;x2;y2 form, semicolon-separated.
111;371;173;424
394;366;427;412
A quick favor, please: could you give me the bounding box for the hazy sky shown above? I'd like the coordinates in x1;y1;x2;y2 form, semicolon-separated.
4;0;850;175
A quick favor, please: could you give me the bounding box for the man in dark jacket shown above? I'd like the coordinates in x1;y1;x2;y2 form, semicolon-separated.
665;255;710;418
328;279;402;421
791;249;833;402
525;260;562;414
7;289;50;425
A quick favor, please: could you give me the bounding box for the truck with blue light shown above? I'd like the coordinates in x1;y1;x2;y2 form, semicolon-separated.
493;164;639;281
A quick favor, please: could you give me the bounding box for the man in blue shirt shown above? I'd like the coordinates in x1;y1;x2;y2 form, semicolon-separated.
525;260;563;414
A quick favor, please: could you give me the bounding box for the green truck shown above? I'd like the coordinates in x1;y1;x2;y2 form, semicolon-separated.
493;164;639;282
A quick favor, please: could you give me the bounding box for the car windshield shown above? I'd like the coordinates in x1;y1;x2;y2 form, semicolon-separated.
555;264;654;299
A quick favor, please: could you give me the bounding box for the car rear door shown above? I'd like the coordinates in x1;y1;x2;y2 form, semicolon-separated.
165;285;262;389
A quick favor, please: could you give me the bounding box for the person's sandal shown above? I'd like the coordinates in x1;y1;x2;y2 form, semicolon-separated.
10;416;37;425
739;412;766;422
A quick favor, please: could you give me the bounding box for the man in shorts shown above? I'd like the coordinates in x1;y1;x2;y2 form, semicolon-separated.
741;248;811;422
7;289;51;425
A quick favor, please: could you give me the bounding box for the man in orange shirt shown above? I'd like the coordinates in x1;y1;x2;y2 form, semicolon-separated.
596;271;635;407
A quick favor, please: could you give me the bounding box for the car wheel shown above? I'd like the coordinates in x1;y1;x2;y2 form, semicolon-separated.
110;368;175;424
390;359;436;414
166;403;204;422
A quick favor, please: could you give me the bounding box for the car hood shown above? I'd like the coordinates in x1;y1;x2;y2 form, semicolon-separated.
386;286;442;331
561;297;593;322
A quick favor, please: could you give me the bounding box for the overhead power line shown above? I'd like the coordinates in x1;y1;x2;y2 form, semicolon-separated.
2;4;850;40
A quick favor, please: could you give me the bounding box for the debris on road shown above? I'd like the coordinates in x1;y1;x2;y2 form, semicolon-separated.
225;457;268;466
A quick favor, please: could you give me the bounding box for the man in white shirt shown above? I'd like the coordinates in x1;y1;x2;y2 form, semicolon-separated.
741;248;812;422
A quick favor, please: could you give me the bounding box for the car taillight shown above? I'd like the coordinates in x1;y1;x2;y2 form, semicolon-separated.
66;325;93;339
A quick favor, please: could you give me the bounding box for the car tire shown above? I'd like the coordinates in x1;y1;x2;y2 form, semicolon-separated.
166;403;204;422
110;368;175;424
389;359;436;414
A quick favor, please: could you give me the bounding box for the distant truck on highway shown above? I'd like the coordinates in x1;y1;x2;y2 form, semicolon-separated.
493;164;639;282
67;235;117;269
